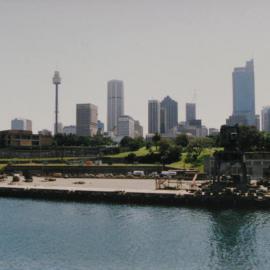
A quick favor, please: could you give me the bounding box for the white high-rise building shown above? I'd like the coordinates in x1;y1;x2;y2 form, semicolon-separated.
117;115;135;138
261;106;270;132
76;104;98;136
107;80;124;133
148;100;160;134
11;118;32;131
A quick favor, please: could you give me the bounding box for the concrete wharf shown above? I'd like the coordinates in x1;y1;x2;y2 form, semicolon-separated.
0;177;269;208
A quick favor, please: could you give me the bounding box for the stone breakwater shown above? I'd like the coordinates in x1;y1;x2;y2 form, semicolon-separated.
0;177;270;208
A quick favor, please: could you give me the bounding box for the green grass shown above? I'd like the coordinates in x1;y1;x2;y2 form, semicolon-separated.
168;148;221;172
0;164;6;170
106;147;158;158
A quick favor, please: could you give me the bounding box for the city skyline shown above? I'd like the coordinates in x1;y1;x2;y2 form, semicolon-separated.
1;1;270;132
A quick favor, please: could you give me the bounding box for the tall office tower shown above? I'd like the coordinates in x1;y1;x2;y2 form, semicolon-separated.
160;107;167;134
117;115;135;138
11;118;32;131
52;71;61;135
186;103;196;122
232;59;256;126
160;96;178;133
134;120;143;138
261;107;270;132
148;100;160;134
76;104;98;136
107;80;124;133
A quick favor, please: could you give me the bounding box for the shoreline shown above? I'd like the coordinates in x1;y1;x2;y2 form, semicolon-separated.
0;177;269;209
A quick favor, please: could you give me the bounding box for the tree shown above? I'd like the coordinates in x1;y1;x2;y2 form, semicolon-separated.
175;134;189;147
152;133;161;150
159;139;171;154
159;139;182;164
120;136;134;148
145;141;153;150
218;125;262;152
185;137;215;162
125;153;137;164
119;136;145;151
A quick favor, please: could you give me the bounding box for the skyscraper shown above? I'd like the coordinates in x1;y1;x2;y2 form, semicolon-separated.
261;107;270;132
232;59;256;126
76;104;98;136
107;80;124;133
186;103;196;122
160;107;167;134
148;100;160;134
160;96;178;133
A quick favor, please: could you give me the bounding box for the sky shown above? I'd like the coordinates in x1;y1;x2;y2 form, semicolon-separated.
0;0;270;133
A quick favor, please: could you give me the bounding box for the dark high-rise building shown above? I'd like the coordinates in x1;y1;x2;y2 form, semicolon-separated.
160;96;178;133
186;103;196;122
148;100;160;134
232;59;256;126
160;107;167;134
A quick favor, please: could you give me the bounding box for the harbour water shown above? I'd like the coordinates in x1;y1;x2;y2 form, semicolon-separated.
0;198;270;270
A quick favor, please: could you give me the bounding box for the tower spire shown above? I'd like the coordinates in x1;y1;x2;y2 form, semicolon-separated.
52;71;61;135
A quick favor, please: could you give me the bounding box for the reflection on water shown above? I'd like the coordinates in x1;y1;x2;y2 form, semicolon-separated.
208;210;270;270
0;199;270;270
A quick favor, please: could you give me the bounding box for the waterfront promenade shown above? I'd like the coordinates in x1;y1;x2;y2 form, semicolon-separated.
0;177;191;195
1;177;270;208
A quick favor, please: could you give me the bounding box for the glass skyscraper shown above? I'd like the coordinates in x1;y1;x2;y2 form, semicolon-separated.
232;59;256;126
160;96;178;134
107;80;124;133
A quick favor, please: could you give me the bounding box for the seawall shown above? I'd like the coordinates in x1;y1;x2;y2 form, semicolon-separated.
0;185;269;209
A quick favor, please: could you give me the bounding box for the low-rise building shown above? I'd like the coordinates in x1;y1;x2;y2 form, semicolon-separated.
204;152;270;178
209;128;219;136
63;125;76;135
0;130;53;147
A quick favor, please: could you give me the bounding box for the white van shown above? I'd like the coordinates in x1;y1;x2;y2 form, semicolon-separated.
133;171;145;177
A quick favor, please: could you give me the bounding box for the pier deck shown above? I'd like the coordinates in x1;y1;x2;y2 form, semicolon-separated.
0;177;269;208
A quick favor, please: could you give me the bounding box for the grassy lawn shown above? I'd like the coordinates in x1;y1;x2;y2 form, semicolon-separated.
168;148;220;172
0;164;6;170
106;147;158;158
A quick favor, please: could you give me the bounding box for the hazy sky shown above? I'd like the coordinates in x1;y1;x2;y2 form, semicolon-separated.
0;0;270;132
